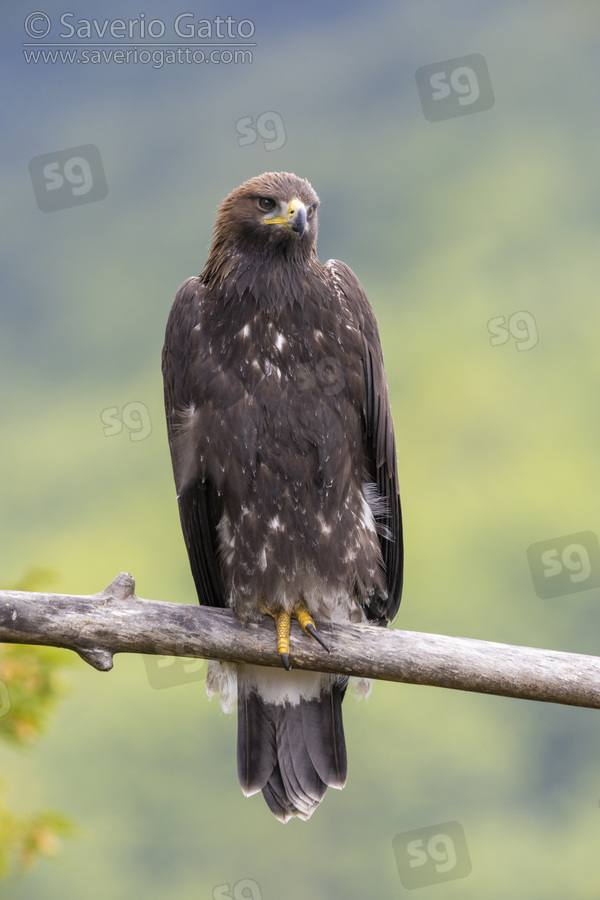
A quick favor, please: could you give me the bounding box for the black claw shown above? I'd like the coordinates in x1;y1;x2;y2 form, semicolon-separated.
280;652;291;671
305;623;330;653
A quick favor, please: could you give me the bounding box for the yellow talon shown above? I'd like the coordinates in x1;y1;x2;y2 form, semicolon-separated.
296;604;316;634
296;603;330;653
261;602;331;669
260;605;292;669
275;608;292;667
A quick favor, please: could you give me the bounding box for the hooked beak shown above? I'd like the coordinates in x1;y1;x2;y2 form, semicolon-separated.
288;199;307;236
265;198;307;238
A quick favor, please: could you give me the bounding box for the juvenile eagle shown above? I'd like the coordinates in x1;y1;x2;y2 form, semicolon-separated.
162;172;403;821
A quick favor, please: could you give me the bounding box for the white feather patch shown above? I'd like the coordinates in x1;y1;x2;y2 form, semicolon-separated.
238;663;332;706
349;676;372;700
206;660;238;713
362;481;393;540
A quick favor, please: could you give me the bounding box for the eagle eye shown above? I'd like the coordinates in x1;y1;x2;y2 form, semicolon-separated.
258;197;276;211
307;204;316;219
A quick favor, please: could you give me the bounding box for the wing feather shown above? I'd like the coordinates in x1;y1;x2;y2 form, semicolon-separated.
325;260;404;624
162;277;226;608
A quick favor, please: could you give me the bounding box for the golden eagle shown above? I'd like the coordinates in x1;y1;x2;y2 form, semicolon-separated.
162;172;403;821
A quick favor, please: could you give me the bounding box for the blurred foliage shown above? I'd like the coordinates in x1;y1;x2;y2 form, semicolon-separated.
0;572;76;879
0;791;75;878
0;644;72;747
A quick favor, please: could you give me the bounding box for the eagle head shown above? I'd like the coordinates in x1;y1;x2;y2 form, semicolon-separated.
210;171;320;259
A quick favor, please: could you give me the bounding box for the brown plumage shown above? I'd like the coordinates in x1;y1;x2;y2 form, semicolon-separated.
162;172;403;821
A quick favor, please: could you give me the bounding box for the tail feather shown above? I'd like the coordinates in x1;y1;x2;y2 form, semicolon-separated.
237;690;278;795
261;766;298;822
300;682;347;787
237;673;347;822
277;704;327;815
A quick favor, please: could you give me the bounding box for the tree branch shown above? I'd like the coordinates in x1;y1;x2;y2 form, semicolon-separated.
1;572;599;710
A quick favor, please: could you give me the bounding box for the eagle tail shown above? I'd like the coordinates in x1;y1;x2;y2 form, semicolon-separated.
237;673;347;822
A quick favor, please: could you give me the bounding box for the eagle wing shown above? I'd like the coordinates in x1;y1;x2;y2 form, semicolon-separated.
162;277;226;608
325;259;404;625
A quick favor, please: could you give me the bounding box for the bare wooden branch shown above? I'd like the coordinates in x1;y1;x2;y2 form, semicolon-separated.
1;572;599;710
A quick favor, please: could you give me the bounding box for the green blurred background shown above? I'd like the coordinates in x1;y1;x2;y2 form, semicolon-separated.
2;1;600;896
